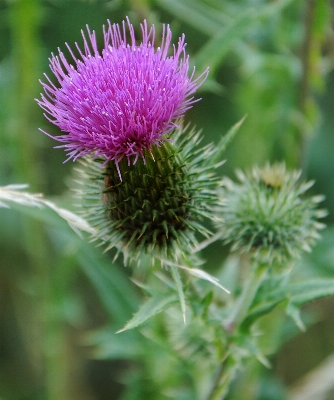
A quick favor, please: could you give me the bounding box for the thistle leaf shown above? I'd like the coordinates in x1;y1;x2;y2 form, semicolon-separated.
179;266;230;294
289;279;334;307
245;278;334;329
117;293;178;333
286;303;306;332
170;266;187;323
243;297;288;329
159;257;230;293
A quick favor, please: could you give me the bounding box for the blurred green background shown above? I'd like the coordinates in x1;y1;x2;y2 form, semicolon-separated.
1;0;334;399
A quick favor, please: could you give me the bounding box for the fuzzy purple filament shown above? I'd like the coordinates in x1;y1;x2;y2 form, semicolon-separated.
37;17;208;174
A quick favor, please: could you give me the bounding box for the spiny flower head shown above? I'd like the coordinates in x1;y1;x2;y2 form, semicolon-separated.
37;17;208;176
75;126;221;267
218;163;327;265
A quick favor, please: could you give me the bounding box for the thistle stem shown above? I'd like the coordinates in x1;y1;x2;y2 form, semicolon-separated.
206;353;239;400
207;261;267;400
225;261;267;331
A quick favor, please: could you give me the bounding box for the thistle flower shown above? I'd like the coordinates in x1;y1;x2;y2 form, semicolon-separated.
37;17;208;177
218;163;326;265
75;126;221;266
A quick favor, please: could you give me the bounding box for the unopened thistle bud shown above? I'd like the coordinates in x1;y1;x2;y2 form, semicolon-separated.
218;163;326;265
76;127;220;265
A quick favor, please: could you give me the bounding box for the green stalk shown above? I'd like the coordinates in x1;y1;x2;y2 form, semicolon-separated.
225;262;267;330
207;261;267;400
206;353;239;400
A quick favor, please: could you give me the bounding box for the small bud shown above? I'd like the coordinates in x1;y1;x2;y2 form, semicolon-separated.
218;163;326;266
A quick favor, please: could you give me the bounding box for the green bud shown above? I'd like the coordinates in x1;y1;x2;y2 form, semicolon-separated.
75;126;221;266
218;163;326;266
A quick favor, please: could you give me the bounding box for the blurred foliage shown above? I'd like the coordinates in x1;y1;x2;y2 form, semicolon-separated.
1;0;334;399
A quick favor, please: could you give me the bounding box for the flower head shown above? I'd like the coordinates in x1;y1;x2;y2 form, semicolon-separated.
37;17;208;175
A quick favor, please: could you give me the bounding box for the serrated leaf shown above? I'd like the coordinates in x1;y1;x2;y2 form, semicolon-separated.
235;335;271;368
286;303;306;331
245;278;334;329
170;266;187;323
117;293;178;333
245;273;288;312
158;258;230;293
243;297;287;329
245;337;272;368
289;279;334;306
180;266;230;293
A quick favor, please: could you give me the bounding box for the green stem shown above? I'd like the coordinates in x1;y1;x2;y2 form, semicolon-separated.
225;261;267;331
207;261;267;400
206;354;239;400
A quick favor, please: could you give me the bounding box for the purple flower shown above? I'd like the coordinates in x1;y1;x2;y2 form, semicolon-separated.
37;17;208;174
